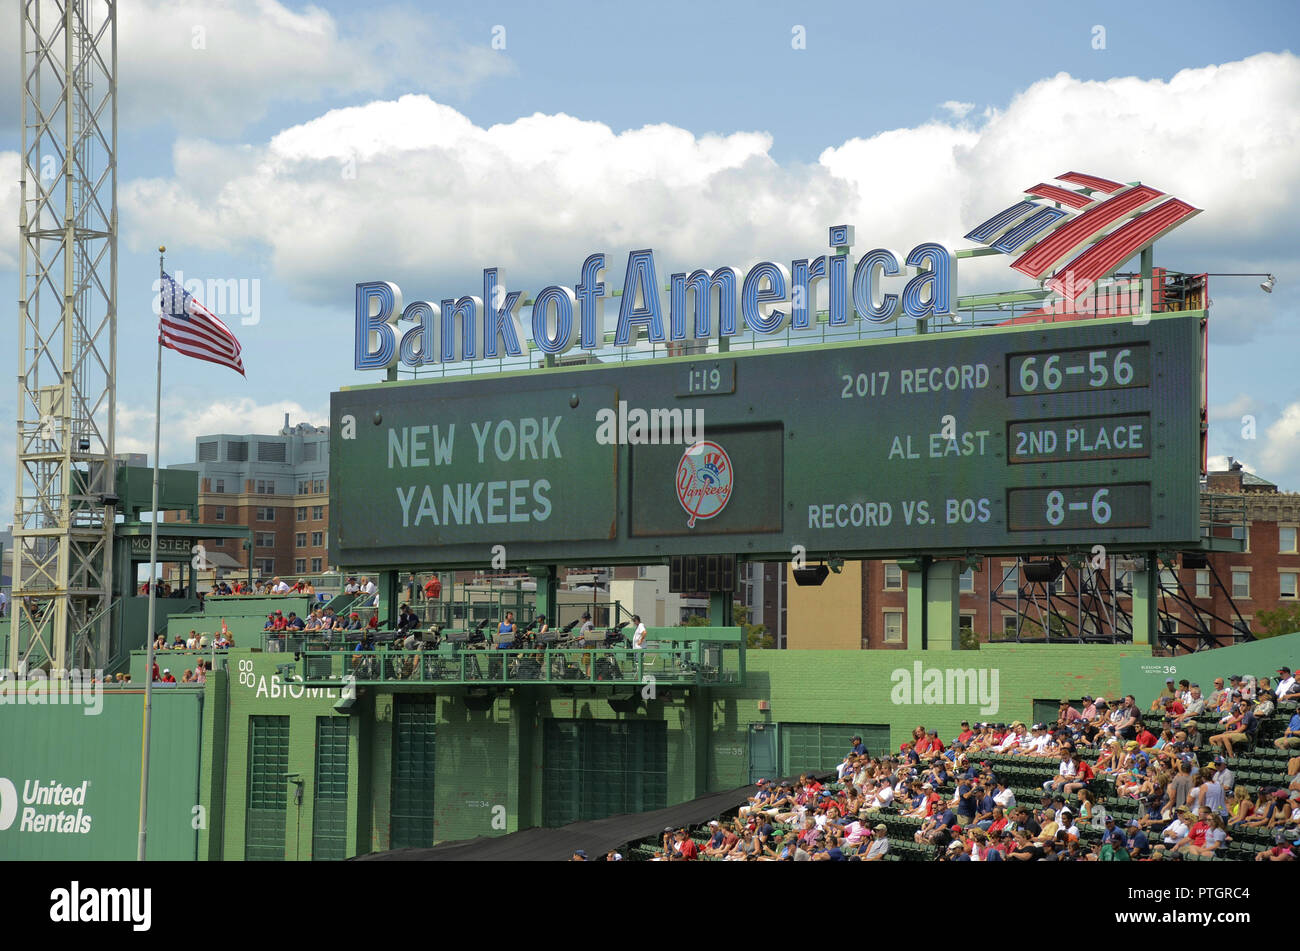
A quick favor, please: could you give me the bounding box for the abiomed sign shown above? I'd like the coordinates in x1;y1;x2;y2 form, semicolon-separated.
355;226;957;369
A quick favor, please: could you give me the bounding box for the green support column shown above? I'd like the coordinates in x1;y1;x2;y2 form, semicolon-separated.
903;557;926;648
528;565;558;621
379;570;398;629
710;592;733;627
925;561;960;651
1130;553;1156;646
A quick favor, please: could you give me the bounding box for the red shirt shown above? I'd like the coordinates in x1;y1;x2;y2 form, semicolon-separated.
676;839;698;860
1168;700;1185;716
1136;729;1157;748
957;729;974;744
915;737;934;755
424;578;442;598
1189;821;1210;848
1075;762;1095;782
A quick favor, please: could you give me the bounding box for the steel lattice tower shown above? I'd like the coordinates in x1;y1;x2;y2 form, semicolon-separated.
9;0;116;674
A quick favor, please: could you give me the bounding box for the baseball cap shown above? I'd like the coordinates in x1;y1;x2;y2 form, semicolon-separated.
1279;667;1292;675
1165;677;1174;683
1127;820;1139;828
874;823;887;832
573;849;587;858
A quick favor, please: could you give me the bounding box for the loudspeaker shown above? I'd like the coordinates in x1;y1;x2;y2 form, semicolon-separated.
792;565;830;586
1181;552;1209;569
1023;560;1064;584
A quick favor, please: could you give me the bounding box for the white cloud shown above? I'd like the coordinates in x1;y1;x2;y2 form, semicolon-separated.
0;153;17;272
1258;402;1300;485
940;100;975;120
115;396;328;465
119;52;1300;326
1206;454;1256;473
0;0;511;133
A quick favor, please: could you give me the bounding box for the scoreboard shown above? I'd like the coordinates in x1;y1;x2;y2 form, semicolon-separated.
329;312;1204;569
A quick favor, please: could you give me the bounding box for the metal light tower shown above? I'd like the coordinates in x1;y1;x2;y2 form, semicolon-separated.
9;0;117;674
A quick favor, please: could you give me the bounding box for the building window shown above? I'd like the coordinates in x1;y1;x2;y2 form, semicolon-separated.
296;532;307;548
226;440;248;462
297;480;311;495
257;558;275;576
312;505;324;520
296;506;307;522
213;478;225;494
256;506;275;521
256;532;276;548
214;506;226;521
294;559;306;574
311;531;323;547
883;612;903;643
1053;573;1068;595
1232;525;1250;551
313;479;325;494
1160;617;1178;635
1159;568;1179;594
1281;572;1298;599
1001;615;1018;637
198;440;218;462
1001;564;1018;596
255;479;275;495
1232;571;1250;599
883;563;902;591
1114;566;1132;595
1281;527;1298;554
1233;616;1252;636
1195;570;1211;599
959;569;974;594
959;614;974;638
311;558;322;573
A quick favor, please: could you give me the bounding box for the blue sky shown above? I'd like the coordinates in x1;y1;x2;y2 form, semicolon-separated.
0;0;1298;520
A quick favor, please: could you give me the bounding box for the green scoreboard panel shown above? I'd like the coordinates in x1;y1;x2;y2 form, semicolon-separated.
329;312;1204;569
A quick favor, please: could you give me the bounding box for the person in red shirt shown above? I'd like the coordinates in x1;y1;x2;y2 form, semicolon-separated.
1064;755;1096;796
424;576;442;600
672;829;698;860
161;668;176;684
957;721;974;745
1135;723;1158;750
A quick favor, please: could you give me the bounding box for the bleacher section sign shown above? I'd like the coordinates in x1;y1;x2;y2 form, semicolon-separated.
329;312;1203;568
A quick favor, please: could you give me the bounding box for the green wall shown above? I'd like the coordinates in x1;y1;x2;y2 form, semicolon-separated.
705;644;1138;789
0;687;202;860
1121;632;1300;707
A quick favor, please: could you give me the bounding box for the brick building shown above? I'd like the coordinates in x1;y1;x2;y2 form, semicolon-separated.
787;462;1300;651
166;418;330;580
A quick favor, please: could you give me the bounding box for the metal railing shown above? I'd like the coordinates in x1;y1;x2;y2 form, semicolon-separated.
294;641;744;688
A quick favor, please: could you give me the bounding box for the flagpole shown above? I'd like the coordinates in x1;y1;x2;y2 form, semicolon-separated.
138;246;165;862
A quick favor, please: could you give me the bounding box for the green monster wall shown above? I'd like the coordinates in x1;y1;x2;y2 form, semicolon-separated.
0;686;202;860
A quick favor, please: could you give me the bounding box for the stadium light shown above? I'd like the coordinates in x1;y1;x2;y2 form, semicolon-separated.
792;564;831;586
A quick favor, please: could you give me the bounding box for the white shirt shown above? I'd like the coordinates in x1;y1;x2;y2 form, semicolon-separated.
1057;759;1077;778
871;786;895;809
1162;818;1189;845
994;788;1016;810
362;581;376;595
272;581;290;593
996;733;1021;752
344;583;358;594
632;623;647;649
1277;676;1297;698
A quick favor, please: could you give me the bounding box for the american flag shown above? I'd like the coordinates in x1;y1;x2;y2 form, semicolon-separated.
157;271;246;376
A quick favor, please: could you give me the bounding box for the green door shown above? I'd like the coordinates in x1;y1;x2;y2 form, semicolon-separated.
748;723;777;785
312;717;350;860
246;716;290;861
779;722;891;776
390;696;437;848
542;720;667;827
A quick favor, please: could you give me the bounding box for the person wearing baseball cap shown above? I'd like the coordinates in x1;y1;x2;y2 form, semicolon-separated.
1277;667;1298;702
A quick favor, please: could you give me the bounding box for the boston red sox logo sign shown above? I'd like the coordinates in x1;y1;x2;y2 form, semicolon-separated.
676;440;733;528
